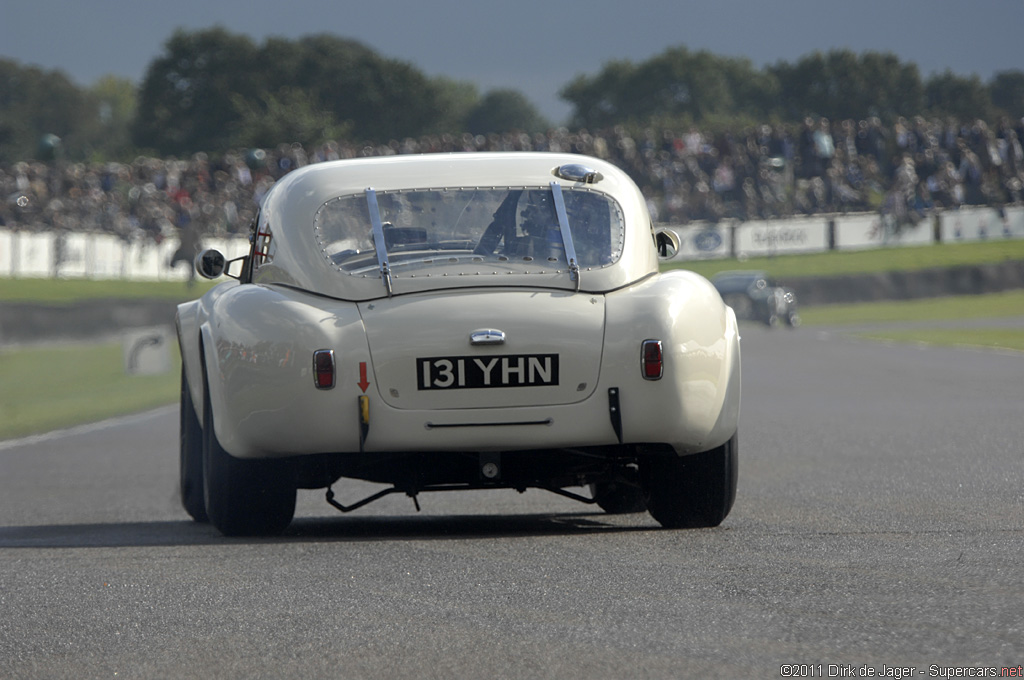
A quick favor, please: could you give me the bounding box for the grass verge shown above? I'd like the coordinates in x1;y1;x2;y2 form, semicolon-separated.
0;277;213;304
0;342;181;441
799;290;1024;325
853;328;1024;352
799;290;1024;352
667;239;1024;280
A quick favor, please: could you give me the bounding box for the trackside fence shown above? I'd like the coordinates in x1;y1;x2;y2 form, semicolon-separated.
0;231;249;281
666;205;1024;261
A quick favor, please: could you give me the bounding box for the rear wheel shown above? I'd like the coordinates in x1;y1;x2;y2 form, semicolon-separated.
589;467;646;514
202;372;296;537
179;367;208;522
641;434;738;529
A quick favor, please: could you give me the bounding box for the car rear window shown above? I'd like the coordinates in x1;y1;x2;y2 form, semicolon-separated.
313;186;624;279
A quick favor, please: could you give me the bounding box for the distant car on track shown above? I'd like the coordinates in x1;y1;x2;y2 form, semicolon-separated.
711;270;800;328
176;153;741;536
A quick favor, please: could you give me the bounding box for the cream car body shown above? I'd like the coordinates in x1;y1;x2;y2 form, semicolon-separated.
177;152;740;536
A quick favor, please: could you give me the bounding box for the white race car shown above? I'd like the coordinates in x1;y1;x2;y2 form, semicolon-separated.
177;152;741;536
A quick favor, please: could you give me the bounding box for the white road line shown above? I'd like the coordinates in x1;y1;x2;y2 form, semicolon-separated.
0;404;177;451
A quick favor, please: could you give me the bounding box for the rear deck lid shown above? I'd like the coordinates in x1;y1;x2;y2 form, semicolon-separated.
360;290;605;410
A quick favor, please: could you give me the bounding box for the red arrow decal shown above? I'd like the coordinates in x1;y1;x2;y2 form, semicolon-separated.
358;362;370;393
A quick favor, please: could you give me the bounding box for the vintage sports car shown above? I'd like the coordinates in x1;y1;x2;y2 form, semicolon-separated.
177;152;741;536
711;270;800;328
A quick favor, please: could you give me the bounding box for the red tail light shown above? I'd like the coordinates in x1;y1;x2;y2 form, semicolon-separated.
313;349;335;389
641;340;663;380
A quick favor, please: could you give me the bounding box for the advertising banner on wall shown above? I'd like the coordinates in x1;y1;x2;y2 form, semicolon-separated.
17;232;55;277
55;232;91;278
940;206;1024;242
834;213;934;250
734;218;828;257
668;224;732;260
834;213;881;250
91;234;127;278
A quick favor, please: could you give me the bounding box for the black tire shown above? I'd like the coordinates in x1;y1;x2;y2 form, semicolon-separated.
179;367;208;522
589;467;647;514
202;370;296;537
641;433;738;529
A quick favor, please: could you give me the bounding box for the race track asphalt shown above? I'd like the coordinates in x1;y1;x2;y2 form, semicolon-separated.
0;322;1021;678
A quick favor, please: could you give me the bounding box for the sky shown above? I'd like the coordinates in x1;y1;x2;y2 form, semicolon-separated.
3;0;1023;124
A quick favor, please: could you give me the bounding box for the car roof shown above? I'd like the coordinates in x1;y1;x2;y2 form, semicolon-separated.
255;152;660;300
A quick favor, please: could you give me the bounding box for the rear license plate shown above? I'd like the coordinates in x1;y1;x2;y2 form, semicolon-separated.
417;354;559;390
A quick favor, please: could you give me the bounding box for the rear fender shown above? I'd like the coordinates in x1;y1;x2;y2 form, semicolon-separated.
176;299;205;425
196;283;370;458
177;282;238;428
604;270;740;454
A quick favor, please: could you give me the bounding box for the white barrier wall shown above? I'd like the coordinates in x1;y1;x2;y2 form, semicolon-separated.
16;232;55;277
0;229;12;275
92;233;128;278
0;231;249;280
664;206;1024;261
940;206;1024;241
1;207;1021;278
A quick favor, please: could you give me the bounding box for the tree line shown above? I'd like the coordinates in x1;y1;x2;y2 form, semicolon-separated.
563;47;1024;129
1;27;1022;163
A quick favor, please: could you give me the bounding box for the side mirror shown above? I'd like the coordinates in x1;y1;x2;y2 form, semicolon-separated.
654;228;680;260
195;249;227;279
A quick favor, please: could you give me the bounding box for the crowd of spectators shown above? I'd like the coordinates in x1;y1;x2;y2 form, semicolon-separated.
2;116;1023;254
